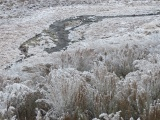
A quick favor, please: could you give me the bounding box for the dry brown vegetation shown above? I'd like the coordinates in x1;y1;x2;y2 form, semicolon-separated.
1;42;160;120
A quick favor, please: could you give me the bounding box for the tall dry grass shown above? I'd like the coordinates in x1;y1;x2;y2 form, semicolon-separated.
1;44;160;120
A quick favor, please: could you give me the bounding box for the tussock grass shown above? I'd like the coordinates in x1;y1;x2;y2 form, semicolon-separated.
1;44;160;120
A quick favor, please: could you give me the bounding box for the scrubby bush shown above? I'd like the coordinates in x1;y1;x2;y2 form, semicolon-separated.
1;11;160;118
2;42;160;120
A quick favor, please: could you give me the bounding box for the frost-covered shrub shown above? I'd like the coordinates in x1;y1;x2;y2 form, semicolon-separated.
1;45;160;120
1;43;160;120
15;91;43;120
115;81;142;119
0;83;32;119
147;100;160;120
0;76;4;91
59;49;96;71
37;68;89;118
93;111;122;120
0;80;45;120
90;63;120;115
32;65;120;119
2;32;160;120
17;43;159;119
104;44;149;78
22;63;51;77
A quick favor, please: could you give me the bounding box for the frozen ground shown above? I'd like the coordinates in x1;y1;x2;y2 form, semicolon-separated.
0;0;160;120
0;2;160;69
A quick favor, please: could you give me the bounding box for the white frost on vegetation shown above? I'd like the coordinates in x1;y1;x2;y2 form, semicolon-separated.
0;0;160;119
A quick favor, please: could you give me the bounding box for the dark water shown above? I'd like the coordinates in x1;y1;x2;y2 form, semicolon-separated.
19;11;160;54
4;12;160;70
